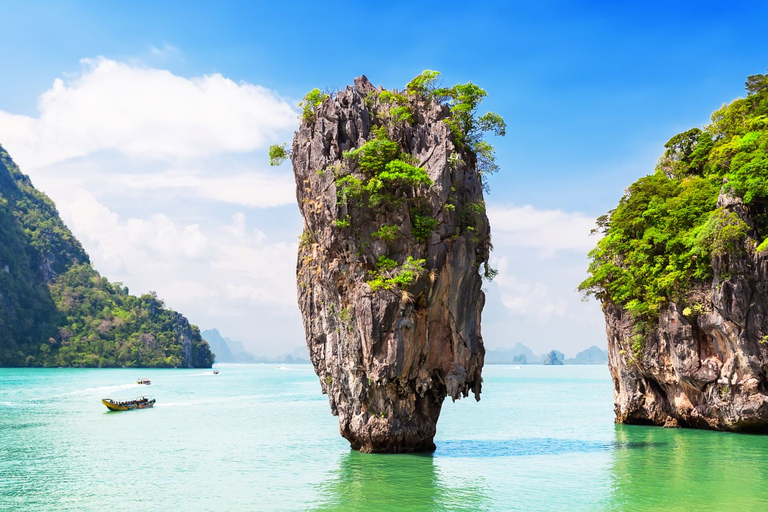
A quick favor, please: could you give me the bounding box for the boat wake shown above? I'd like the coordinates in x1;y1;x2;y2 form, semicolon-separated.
76;383;138;396
46;383;137;399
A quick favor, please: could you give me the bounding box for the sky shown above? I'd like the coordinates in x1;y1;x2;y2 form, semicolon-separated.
1;0;767;357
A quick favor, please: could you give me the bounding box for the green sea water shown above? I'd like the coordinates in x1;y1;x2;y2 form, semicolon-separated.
1;364;767;511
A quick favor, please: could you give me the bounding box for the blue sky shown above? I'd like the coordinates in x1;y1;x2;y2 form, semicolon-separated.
1;1;767;356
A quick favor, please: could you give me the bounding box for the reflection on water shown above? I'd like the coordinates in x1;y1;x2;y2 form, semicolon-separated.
314;450;489;511
437;438;613;458
608;425;768;510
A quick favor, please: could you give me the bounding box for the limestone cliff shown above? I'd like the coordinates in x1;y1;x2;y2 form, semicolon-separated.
606;190;768;431
290;76;493;452
583;72;768;432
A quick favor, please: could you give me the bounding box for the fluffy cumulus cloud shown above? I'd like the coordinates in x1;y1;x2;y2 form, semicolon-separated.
58;191;301;353
487;205;598;255
482;203;606;354
492;256;566;321
0;57;304;355
486;202;600;322
0;57;297;169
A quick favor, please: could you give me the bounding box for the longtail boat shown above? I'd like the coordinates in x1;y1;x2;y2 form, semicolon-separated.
102;396;155;411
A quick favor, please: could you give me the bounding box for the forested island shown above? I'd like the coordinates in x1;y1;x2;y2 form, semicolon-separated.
0;146;214;368
581;71;768;430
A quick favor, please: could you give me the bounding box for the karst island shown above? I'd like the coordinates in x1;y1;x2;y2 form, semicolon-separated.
581;71;768;432
271;71;504;452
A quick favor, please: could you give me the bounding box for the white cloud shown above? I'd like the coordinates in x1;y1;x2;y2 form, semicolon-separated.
0;57;297;170
211;236;297;307
493;256;566;321
126;215;208;260
58;191;300;344
60;190;209;268
223;213;247;238
481;203;607;353
195;172;295;208
0;57;306;355
488;204;599;255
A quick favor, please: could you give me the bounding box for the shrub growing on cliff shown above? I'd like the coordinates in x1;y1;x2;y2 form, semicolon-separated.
300;88;328;122
367;256;426;292
339;129;432;208
406;70;441;96
580;69;768;321
410;209;438;242
371;225;400;241
427;75;506;192
268;143;291;166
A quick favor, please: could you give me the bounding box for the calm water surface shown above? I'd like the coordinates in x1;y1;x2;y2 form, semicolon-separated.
1;364;767;511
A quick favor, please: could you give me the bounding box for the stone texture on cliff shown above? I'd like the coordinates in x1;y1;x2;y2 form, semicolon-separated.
606;190;768;432
291;76;491;452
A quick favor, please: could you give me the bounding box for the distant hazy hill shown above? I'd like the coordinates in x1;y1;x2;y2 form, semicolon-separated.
542;350;565;365
565;345;609;364
201;329;255;363
202;329;310;364
486;343;607;365
485;343;540;364
0;145;213;367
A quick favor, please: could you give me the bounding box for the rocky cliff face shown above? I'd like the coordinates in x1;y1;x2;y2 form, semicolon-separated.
291;76;491;452
606;190;768;432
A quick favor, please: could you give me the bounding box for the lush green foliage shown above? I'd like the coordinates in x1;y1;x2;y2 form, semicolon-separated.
410;210;438;242
405;70;441;96
378;160;431;187
379;90;408;105
49;265;214;368
581;71;768;320
340;128;432;208
371;225;400;241
401;71;507;192
268;143;291;166
334;217;350;229
483;261;499;281
299;88;328;122
389;106;414;124
367;256;426;292
0;146;213;367
343;138;400;174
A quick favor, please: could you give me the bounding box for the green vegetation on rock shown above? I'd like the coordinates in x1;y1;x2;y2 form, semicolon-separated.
299;88;328;122
278;71;504;292
268;143;291;166
338;128;433;210
0;145;214;367
580;70;768;320
367;256;426;292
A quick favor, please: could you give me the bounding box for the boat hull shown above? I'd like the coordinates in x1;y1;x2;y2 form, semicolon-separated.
102;398;155;411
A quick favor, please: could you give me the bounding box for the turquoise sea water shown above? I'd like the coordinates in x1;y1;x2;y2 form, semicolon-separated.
1;364;767;511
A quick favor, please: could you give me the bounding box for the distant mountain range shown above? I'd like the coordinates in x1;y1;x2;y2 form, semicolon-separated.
201;329;310;364
485;343;608;365
202;330;605;367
